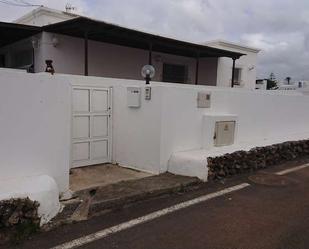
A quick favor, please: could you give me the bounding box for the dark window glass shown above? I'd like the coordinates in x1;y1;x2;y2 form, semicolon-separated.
162;63;187;83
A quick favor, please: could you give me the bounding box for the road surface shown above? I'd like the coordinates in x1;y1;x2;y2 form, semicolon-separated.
5;162;309;249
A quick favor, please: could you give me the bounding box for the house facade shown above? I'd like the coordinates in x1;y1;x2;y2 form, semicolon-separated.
3;8;309;226
0;7;260;89
206;40;260;90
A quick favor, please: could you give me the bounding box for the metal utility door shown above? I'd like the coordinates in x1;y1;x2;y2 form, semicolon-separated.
214;121;235;147
72;87;112;168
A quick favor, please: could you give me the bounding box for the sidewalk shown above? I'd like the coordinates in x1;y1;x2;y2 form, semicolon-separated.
47;171;201;230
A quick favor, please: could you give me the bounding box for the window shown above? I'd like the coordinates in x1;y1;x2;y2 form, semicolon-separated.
162;63;188;83
233;67;242;85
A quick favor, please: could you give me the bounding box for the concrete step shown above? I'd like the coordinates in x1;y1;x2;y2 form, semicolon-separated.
88;173;201;216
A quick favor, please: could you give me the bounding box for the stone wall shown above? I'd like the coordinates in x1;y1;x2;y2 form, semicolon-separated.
207;140;309;180
0;198;40;244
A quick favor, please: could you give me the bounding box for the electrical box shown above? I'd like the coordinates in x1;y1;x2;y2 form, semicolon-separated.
197;91;211;108
214;121;235;147
145;86;151;100
127;87;141;108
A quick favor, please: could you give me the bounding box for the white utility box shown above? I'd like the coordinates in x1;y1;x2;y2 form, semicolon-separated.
127;87;141;108
202;114;238;149
197;91;211;108
214;121;236;147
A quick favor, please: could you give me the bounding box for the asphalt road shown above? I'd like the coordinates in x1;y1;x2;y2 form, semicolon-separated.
5;162;309;249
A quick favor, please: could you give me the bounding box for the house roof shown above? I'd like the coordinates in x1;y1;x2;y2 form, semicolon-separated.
14;6;78;26
0;22;41;47
205;39;261;53
1;15;245;59
43;17;245;59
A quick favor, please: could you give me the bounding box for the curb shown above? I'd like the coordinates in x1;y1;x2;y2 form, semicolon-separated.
88;178;201;217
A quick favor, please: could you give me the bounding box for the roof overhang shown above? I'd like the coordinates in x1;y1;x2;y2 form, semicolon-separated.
14;6;78;24
206;39;261;54
44;17;245;59
0;22;42;48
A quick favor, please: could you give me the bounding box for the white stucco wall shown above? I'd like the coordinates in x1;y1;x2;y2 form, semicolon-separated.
223;90;309;143
216;54;257;89
0;69;71;193
207;42;259;89
158;86;309;169
0;175;61;225
65;75;309;175
1;70;309;194
32;32;218;86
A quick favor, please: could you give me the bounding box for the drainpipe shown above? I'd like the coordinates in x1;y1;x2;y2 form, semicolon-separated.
231;57;237;88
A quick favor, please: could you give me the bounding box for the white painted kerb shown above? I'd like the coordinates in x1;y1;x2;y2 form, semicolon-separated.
169;132;309;181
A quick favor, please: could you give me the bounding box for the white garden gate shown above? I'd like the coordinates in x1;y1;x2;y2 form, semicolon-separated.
71;86;112;168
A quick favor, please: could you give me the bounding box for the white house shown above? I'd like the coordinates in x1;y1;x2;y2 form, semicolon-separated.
0;7;260;89
255;79;268;90
277;81;309;91
2;8;309;225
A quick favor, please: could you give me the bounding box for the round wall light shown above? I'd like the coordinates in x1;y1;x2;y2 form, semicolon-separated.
52;36;60;47
141;64;155;84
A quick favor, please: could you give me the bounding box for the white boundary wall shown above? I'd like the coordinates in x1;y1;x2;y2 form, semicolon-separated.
0;70;71;193
58;74;309;176
1;70;309;195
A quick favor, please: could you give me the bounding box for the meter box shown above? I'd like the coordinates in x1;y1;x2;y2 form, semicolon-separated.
197;91;211;108
127;87;141;108
214;121;236;147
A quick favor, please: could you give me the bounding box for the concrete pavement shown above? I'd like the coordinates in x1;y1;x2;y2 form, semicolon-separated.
4;160;309;249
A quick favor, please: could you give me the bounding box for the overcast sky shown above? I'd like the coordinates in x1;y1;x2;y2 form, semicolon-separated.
1;0;308;81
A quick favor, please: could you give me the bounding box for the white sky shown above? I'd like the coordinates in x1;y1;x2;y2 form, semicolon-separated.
1;0;308;81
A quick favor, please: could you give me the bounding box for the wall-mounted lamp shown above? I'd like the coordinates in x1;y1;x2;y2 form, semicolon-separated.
52;36;59;47
248;66;255;71
141;64;155;84
141;65;155;100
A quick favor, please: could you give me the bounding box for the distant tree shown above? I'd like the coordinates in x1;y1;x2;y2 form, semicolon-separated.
285;77;291;85
267;72;278;90
269;72;276;81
